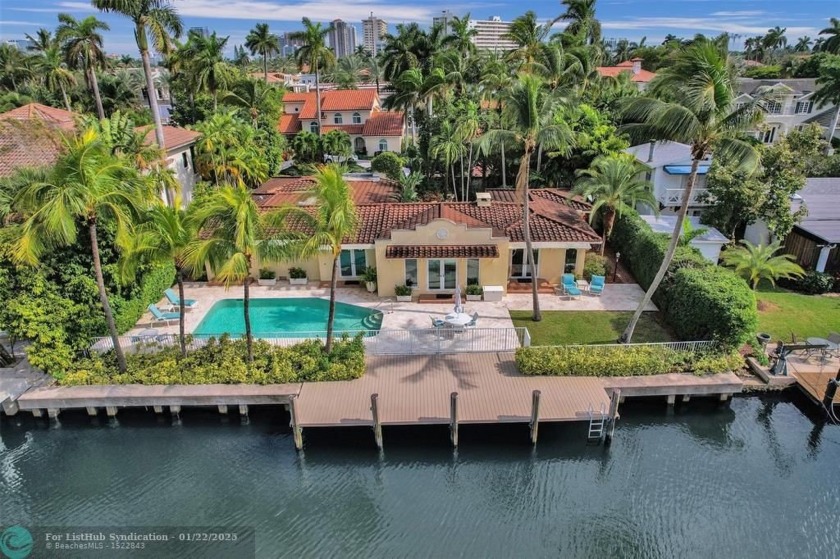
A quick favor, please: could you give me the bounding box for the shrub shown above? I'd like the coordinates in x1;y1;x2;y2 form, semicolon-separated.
394;284;412;296
59;334;366;385
288;266;306;279
515;345;739;377
370;152;405;181
784;270;835;295
465;284;483;296
582;253;609;281
112;262;177;333
362;267;377;282
259;268;276;280
743;65;783;79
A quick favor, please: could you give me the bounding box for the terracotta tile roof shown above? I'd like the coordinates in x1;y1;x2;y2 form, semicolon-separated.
255;176;398;208
386;245;500;259
279;113;301;134
0;103;77;131
596;64;656;83
321;89;377;111
321;124;365;135
140;125;200;151
0;119;66;178
362;112;404;136
488;188;592;212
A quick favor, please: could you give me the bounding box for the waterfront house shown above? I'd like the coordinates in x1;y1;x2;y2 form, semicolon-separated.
138;125;201;205
248;175;601;297
625;141;712;216
639;215;727;264
596;58;656;91
279;89;405;157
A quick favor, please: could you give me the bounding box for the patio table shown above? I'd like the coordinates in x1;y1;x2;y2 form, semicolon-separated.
806;337;831;360
445;312;473;327
576;279;590;293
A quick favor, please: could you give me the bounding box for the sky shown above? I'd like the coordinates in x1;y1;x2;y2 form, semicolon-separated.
1;0;837;56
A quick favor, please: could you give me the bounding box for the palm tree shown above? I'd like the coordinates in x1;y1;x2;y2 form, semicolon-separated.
479;74;573;321
819;17;840;54
794;36;813;52
0;44;34;91
430;119;463;200
555;0;601;46
264;165;357;354
384;67;424;141
30;36;76;111
442;14;477;57
186;184;282;362
721;240;805;289
186;31;230;110
762;26;788;53
504;11;553;72
573;155;658;254
618;42;763;342
813;58;840;153
231;45;250;68
122;204;195;356
93;0;183;151
245;23;280;83
393;171;422;202
222;78;275;125
289;18;335;138
14;129;154;372
56;14;109;119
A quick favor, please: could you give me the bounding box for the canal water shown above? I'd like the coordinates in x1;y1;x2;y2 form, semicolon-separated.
2;394;839;558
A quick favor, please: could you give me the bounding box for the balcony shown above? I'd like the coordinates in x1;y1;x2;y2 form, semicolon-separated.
658;188;713;207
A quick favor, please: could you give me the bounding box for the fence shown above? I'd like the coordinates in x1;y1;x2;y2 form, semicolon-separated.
527;340;720;353
89;327;532;357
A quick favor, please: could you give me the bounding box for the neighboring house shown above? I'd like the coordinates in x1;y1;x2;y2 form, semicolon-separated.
0;103;76;178
279;89;405;157
248;175;601;296
139;125;201;206
736;78;839;145
639;215;728;263
596;58;656;90
625;141;712;216
746;178;840;274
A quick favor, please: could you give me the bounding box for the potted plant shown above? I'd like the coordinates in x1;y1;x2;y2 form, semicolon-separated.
362;267;377;293
258;268;277;287
288;266;308;285
465;284;483;301
394;284;412;302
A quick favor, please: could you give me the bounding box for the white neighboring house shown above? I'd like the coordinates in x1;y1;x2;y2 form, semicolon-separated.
140;125;201;207
625;141;712;216
736;78;840;145
639;215;728;264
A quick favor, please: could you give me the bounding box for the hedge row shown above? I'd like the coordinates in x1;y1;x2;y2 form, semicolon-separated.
112;262;177;333
59;334;366;385
515;345;743;377
610;211;757;348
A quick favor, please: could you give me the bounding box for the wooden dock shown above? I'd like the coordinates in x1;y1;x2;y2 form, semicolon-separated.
790;371;840;405
604;372;743;404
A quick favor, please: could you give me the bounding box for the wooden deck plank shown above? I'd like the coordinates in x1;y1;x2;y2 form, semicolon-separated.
791;371;840;405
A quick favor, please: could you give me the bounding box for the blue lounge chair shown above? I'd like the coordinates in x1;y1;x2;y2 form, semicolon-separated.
561;274;581;299
164;288;198;309
148;304;181;326
465;312;479;328
589;275;605;296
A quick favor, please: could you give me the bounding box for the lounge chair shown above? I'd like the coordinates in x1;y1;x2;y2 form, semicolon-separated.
148;304;181;326
465;312;479;328
589;275;605;296
164;288;198;309
561;274;581;299
828;332;840;357
430;315;445;328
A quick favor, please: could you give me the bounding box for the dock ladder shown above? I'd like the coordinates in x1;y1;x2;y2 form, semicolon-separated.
587;403;607;443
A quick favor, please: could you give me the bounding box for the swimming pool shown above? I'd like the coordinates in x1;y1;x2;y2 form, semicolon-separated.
193;298;383;337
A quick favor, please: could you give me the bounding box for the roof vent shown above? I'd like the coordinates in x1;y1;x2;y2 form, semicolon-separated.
476;192;492;207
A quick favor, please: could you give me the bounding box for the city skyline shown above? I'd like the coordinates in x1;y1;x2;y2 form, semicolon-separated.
0;0;836;55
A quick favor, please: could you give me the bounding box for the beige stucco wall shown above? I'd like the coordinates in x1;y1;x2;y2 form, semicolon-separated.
537;248;565;285
252;256;322;282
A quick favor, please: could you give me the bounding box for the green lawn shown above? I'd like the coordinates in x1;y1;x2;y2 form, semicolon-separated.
756;288;840;341
509;311;675;346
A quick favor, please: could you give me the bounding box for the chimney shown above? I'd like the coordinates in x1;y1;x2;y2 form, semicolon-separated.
647;141;656;162
476;192;492;207
631;57;642;74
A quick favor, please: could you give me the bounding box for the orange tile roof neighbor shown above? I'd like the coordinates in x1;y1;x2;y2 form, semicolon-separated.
362;112;404;136
321;124;365;135
596;60;656;83
320;89;377;111
0;103;77;131
140;125;200;151
385;245;500;259
279;113;301;134
0;119;66;178
255;176;397;207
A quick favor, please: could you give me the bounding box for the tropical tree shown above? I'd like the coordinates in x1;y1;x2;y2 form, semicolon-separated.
245;23;280;83
618;42;763;342
264;165;357;353
121;204;195;356
186;184;282;362
0;44;34;91
384;67;425;141
231;45;250;68
289;18;335;137
819;18;840;54
479;74;574;321
555;0;601;46
504;11;554;73
291;130;320;163
721;240;805;289
394;171;422;202
93;0;183;151
442;14;477;57
13;129;154;372
762;26;788;53
429;119;463;200
573;155;658;254
186;31;230;110
31;37;76;111
56;14;109;119
813;58;840;152
794;36;813;53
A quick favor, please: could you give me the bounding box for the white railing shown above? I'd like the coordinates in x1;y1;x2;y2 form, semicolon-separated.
529;340;719;353
659;188;712;207
88;327;532;357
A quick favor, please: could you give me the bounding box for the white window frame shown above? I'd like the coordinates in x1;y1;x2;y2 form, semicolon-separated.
339;249;367;278
466;259;480;286
427;259;457;290
404;259;418;287
310;121;319;134
352;112;362;124
378;139;388;152
334;113;343;124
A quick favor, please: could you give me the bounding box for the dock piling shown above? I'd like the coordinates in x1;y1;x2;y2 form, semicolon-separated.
529;390;541;445
217;405;228;415
238;404;248;416
605;389;620;444
2;401;19;416
105;406;117;417
450;392;459;448
47;408;60;419
153;406;164;414
666;394;676;406
86;407;98;417
288;395;303;451
371;393;383;450
682;395;691;403
31;408;43;418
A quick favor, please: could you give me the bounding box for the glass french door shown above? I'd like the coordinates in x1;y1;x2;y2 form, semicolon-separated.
428;259;457;290
340;249;367;278
510;249;539;278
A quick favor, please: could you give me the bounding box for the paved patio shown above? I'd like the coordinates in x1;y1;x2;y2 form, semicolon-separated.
130;281;658;338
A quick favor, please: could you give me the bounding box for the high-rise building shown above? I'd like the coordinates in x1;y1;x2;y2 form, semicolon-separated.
433;10;455;34
329;19;356;58
189;26;210;38
4;38;35;51
362;13;387;55
468;16;518;51
280;32;305;57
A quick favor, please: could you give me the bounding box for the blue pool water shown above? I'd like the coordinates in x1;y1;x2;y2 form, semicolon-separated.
193;298;383;337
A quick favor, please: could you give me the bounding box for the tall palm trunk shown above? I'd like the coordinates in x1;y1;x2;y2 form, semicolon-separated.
466;143;474;198
89;67;105;120
325;254;339;354
620;157;701;342
826;105;840;155
139;36;167;154
314;64;322;138
243;273;253;363
518;144;540;321
263;53;268;83
89;219;127;371
59;82;72;112
459;155;465;201
501;141;507;188
176;268;187;358
451;165;457;200
601;208;616;256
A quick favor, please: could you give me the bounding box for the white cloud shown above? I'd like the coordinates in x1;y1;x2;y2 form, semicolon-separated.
0;20;44;26
601;17;818;37
710;11;765;17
